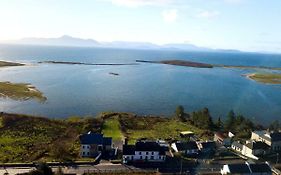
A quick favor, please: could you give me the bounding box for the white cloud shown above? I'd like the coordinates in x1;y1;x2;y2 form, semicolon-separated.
162;9;178;23
108;0;172;7
197;10;220;19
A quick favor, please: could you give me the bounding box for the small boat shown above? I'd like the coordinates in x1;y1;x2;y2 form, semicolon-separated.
109;72;119;76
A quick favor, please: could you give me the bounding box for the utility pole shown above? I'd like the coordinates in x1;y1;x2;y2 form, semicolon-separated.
277;153;279;164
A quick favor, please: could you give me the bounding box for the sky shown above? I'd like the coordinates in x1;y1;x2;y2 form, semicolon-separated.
0;0;281;52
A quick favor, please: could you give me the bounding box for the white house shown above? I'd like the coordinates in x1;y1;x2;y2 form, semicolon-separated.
122;140;166;164
79;131;112;158
231;141;243;153
251;130;281;151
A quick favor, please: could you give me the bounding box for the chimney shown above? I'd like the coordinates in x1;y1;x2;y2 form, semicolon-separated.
124;138;128;145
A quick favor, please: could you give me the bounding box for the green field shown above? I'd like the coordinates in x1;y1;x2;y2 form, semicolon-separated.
248;73;281;84
0;81;47;101
102;116;124;141
0;113;103;163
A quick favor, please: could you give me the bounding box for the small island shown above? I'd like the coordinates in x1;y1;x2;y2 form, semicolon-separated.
0;60;24;67
136;59;213;68
39;60;138;66
0;82;47;102
246;73;281;84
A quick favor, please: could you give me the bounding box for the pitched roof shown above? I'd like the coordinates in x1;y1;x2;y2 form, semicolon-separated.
201;141;216;149
249;163;272;173
245;141;269;150
227;164;251;174
175;141;199;151
215;132;227;139
232;141;243;149
79;133;104;145
135;141;165;155
123;145;136;155
270;132;281;142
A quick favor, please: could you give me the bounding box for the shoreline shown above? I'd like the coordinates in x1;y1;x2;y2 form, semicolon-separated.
39;60;139;66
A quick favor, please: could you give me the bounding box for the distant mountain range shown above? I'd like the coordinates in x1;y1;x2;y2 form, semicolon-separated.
7;35;240;52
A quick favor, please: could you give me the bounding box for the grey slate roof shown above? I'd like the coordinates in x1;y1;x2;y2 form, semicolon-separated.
227;164;251;174
175;141;199;151
123;145;136;155
249;163;272;173
79;132;112;145
270;132;281;142
245;141;269;150
232;141;243;149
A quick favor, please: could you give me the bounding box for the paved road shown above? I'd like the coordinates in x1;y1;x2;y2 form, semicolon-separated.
0;163;150;175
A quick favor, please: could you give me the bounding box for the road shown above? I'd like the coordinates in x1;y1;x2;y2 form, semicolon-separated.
0;162;152;175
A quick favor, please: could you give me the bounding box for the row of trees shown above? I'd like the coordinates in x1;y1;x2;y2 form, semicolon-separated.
174;106;280;134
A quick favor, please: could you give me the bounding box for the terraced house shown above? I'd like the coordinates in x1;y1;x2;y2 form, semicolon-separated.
122;140;166;164
251;130;281;151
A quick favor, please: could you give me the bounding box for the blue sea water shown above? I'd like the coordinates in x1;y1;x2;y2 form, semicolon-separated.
0;44;281;124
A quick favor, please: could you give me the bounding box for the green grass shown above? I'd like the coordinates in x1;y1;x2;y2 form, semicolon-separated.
0;81;47;102
126;119;207;144
102;116;123;141
0;113;103;163
117;113;210;144
248;73;281;84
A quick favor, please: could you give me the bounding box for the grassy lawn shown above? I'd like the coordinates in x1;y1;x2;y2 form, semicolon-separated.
116;113;210;144
248;73;281;84
126;119;208;144
102;116;123;141
0;82;47;102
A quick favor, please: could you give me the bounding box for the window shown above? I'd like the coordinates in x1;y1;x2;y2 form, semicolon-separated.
146;152;148;155
140;156;142;159
87;152;90;155
139;152;141;155
82;146;85;149
152;152;154;155
131;156;134;160
145;156;148;160
151;156;154;160
82;152;85;155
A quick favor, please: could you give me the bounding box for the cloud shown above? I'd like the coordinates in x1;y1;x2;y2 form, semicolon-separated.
107;0;172;7
162;9;178;23
197;10;220;19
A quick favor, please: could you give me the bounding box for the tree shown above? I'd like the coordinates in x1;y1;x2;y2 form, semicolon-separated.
175;105;186;122
191;107;213;130
269;120;280;132
225;110;236;130
216;117;223;129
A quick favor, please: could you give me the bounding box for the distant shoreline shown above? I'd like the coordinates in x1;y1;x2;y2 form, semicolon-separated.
136;59;213;68
39;60;138;66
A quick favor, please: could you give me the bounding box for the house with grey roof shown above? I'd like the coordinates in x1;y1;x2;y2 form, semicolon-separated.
122;140;166;164
171;141;199;156
79;131;112;158
231;141;243;153
251;130;281;151
221;162;272;175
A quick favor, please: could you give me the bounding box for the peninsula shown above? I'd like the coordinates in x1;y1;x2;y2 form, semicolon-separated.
0;60;24;67
0;82;46;102
246;73;281;84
